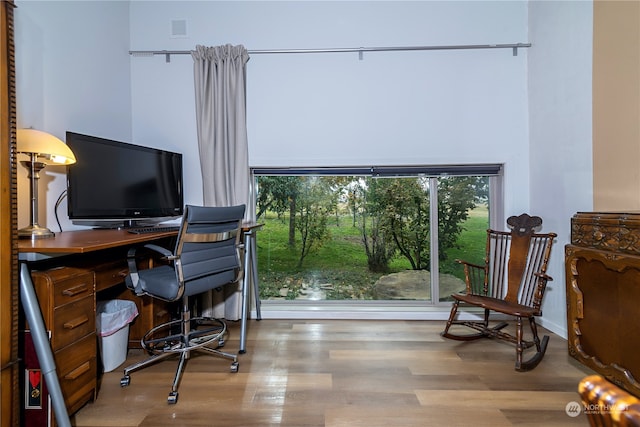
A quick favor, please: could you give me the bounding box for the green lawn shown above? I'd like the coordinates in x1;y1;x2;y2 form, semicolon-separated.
256;207;488;300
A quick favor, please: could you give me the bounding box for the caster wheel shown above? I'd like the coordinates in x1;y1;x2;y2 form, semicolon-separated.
230;361;239;373
120;375;130;387
168;391;178;404
218;338;225;347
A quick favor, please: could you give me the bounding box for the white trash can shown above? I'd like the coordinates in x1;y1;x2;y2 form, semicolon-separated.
96;300;138;372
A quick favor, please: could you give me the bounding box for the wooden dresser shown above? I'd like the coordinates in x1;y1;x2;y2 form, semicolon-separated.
565;211;640;396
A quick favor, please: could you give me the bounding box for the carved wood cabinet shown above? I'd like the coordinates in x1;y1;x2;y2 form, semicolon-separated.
565;212;640;396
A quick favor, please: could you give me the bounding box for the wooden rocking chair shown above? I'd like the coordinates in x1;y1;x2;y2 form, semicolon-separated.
441;213;557;371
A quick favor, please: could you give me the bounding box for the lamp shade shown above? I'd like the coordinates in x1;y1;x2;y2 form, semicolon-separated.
17;129;76;165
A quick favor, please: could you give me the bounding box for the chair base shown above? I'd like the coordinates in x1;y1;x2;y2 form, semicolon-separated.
441;301;549;371
120;315;239;404
442;320;549;371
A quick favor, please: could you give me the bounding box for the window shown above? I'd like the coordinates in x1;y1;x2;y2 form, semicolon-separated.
252;165;503;315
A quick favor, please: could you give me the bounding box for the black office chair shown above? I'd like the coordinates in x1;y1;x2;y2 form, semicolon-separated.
120;204;246;404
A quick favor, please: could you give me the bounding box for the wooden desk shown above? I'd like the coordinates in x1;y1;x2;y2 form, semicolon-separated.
18;224;261;420
18;229;178;423
18;228;179;257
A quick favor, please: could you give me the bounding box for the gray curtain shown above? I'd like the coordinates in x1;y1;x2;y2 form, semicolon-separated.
192;44;252;320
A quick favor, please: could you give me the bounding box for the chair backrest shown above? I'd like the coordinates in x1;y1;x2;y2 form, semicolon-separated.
484;213;556;308
579;375;640;427
174;204;246;298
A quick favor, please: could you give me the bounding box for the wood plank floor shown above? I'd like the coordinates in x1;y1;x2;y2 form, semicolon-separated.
72;319;595;427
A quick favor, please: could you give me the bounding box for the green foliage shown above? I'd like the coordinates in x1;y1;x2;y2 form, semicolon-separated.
354;178;397;272
355;176;482;271
376;177;431;270
257;208;489;301
436;176;483;262
255;176;299;220
254;174;490;300
295;177;333;267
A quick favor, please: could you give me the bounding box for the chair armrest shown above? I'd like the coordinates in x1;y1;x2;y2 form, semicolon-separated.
126;244;174;295
143;244;174;259
455;259;487;295
126;244;174;270
455;259;485;270
534;272;552;281
531;272;553;307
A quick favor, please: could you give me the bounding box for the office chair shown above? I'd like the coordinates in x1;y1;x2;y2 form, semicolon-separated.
120;204;246;404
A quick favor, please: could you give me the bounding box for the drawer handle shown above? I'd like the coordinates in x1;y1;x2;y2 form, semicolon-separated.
62;284;90;297
64;361;91;380
63;315;89;330
116;268;128;278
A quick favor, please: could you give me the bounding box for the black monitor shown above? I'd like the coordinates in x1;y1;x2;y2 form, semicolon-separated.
66;131;183;228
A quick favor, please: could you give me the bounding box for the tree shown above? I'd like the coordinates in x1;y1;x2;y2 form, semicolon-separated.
295;177;333;267
256;176;300;246
355;178;397;273
366;176;478;271
256;176;299;220
378;178;431;270
436;176;479;262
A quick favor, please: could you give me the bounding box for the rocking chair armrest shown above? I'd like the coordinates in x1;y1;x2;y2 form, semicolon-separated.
534;272;553;282
455;259;486;270
455;259;487;294
531;272;553;307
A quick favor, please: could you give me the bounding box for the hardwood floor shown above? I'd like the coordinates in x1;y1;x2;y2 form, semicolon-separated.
72;319;595;427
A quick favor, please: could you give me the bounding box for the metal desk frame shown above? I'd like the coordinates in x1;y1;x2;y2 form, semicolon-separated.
239;223;263;353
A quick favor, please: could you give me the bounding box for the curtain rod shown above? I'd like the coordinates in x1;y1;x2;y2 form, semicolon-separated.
129;42;531;62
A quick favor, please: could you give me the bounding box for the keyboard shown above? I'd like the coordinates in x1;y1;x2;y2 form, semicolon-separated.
127;226;180;234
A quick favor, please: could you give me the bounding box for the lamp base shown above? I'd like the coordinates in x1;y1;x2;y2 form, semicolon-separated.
18;225;55;239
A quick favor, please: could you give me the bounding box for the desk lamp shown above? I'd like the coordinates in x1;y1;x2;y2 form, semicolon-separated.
17;129;76;239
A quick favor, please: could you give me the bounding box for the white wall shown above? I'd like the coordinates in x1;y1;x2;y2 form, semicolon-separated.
14;0;132;232
528;0;593;337
129;1;532;213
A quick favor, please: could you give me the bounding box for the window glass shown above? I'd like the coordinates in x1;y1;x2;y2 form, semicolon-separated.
253;166;500;305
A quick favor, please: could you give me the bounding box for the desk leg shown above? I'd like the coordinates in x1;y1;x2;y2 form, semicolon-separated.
249;232;262;320
239;231;251;354
20;263;71;427
239;229;261;354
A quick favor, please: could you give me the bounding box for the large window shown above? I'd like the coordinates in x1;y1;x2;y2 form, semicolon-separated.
252;165;503;312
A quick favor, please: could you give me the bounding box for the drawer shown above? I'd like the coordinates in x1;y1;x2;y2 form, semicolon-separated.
33;267;94;308
93;259;129;292
54;333;97;412
52;294;95;350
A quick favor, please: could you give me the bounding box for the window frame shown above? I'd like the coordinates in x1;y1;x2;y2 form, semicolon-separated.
250;164;504;318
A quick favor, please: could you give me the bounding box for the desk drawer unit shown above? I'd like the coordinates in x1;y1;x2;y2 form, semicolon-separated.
31;266;97;414
92;259;129;293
